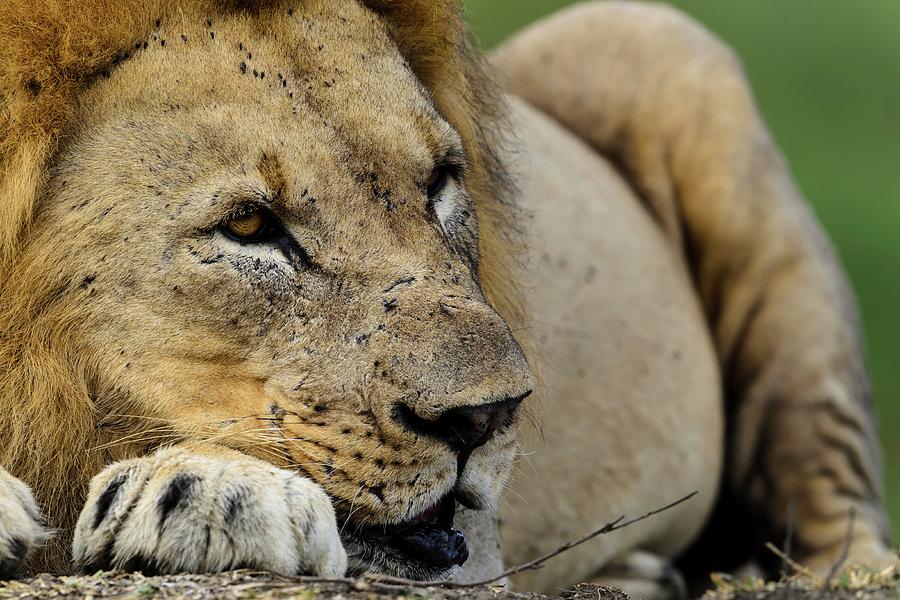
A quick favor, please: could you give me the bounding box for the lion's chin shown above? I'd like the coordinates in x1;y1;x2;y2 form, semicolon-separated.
341;494;469;580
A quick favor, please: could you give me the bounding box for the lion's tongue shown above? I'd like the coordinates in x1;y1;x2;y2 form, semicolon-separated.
393;524;469;569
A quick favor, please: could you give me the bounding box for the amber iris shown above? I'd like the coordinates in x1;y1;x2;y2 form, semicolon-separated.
224;210;265;239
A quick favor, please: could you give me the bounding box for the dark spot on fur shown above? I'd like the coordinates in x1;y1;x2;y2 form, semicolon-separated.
209;31;216;40
353;452;363;460
270;403;286;425
122;554;161;576
375;459;385;469
206;17;213;27
384;277;416;293
93;472;128;529
383;298;398;313
368;173;393;210
8;538;27;562
181;34;188;42
160;39;166;47
342;428;352;434
154;18;161;27
200;253;223;265
313;403;327;413
203;524;211;555
239;61;247;74
77;540;116;574
369;485;385;502
25;79;41;96
80;274;97;289
158;473;199;526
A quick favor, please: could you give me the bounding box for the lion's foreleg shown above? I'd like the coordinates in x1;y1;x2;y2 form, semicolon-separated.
493;0;892;573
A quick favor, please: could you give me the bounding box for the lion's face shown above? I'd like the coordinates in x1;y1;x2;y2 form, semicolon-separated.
28;0;531;579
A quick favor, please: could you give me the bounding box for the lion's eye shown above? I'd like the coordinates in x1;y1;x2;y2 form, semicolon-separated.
221;208;273;243
426;164;451;200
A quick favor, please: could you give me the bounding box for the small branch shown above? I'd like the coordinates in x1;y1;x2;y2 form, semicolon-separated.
765;543;820;583
783;503;795;600
365;491;699;590
816;508;855;599
781;503;795;580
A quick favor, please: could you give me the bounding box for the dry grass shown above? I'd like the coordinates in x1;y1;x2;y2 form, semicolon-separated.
3;570;898;600
704;558;900;600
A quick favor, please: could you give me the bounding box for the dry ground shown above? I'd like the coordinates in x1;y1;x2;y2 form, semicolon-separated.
0;572;625;600
2;571;899;600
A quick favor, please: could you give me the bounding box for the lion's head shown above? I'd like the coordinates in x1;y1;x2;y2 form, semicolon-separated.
0;0;532;578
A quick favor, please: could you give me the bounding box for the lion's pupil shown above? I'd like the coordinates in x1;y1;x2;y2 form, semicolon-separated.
227;212;265;238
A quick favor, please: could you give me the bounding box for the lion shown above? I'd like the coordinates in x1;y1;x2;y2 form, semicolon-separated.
0;0;893;596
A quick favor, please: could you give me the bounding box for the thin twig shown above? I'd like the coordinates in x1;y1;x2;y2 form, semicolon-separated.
765;543;820;582
364;491;699;589
199;493;698;595
816;508;855;599
783;502;795;600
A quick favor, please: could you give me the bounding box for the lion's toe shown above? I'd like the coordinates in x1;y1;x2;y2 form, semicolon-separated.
0;469;48;579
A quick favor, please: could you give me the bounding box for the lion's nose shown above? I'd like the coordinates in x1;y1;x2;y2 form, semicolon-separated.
396;391;531;453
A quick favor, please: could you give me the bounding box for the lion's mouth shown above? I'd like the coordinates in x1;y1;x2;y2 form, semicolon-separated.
344;494;468;574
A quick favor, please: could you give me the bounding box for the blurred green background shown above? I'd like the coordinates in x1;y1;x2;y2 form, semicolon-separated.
464;0;900;538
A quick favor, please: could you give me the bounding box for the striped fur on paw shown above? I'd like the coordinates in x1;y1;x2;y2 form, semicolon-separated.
72;447;347;577
0;467;49;579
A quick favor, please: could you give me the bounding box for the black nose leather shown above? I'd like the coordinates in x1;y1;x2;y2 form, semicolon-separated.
397;391;531;453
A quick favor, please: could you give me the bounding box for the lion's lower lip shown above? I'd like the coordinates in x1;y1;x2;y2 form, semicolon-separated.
391;523;469;569
349;494;469;570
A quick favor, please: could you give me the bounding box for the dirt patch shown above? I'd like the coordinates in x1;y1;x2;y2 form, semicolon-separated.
0;572;626;600
2;571;898;600
716;591;899;600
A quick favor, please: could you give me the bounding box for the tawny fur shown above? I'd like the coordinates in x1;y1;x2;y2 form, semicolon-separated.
0;0;892;590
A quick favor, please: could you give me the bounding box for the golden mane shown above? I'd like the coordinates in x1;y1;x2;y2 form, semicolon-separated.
0;0;519;571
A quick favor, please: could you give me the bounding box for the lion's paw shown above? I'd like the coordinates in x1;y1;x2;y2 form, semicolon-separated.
0;467;48;579
592;551;687;600
72;447;347;577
